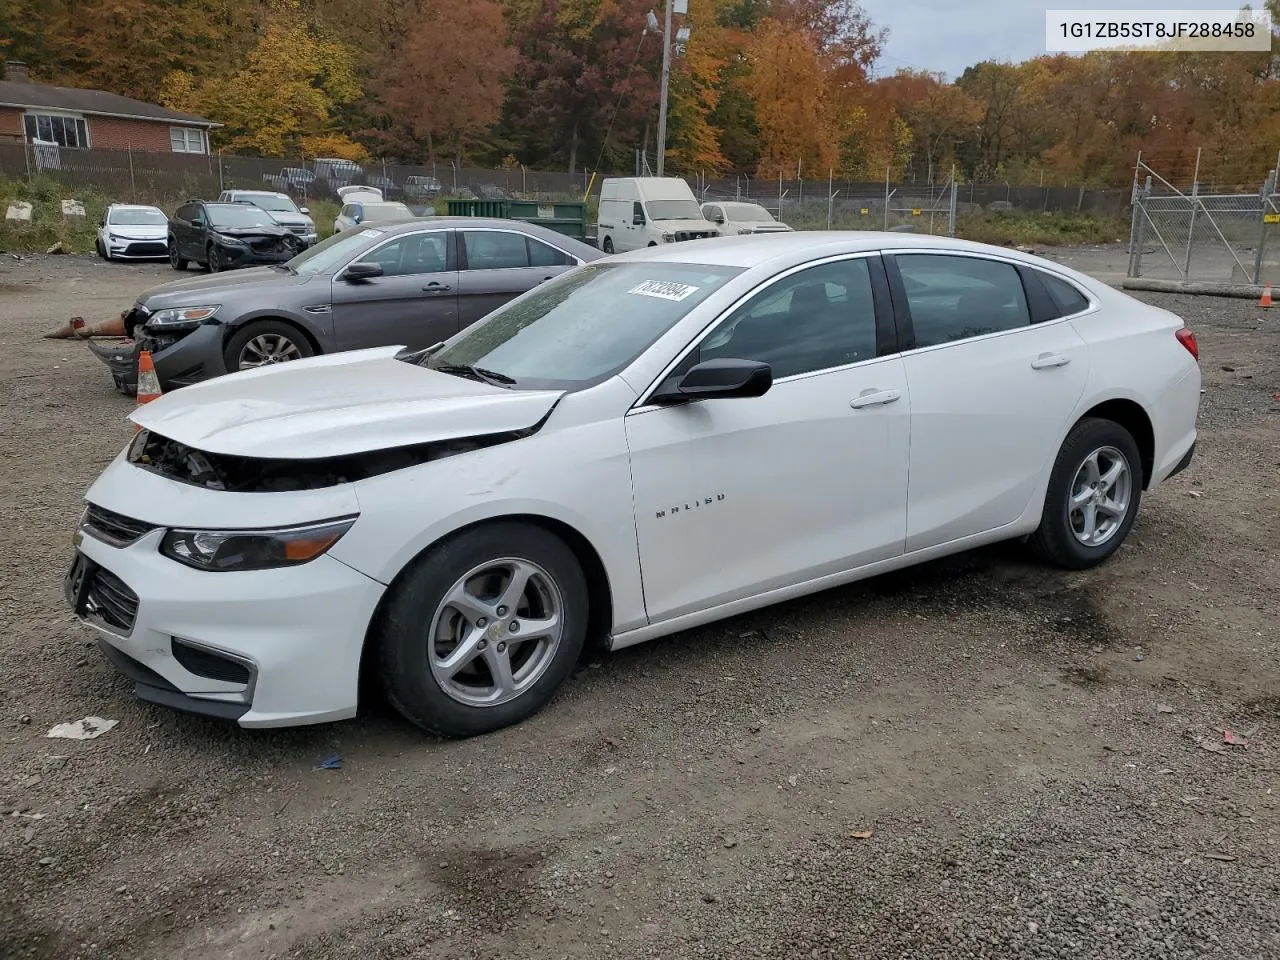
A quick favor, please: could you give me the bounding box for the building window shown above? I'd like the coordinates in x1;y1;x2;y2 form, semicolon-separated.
23;113;89;148
170;127;207;154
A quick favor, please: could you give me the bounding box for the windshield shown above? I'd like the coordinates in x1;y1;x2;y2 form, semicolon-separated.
425;261;743;389
646;199;704;221
725;203;774;222
285;228;385;276
242;195;299;214
208;205;277;229
108;208;166;226
361;203;413;221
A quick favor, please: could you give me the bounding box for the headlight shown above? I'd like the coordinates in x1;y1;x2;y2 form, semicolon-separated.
160;517;357;572
146;305;219;328
213;233;247;246
738;228;753;235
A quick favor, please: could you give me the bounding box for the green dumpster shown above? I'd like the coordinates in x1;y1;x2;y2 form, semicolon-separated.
446;199;588;241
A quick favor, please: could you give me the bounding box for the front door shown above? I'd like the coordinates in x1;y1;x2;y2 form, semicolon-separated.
455;229;579;328
887;251;1091;551
625;255;911;624
330;230;460;351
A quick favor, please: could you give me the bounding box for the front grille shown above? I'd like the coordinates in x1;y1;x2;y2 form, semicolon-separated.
674;230;717;241
172;639;252;684
249;237;286;254
124;241;167;256
85;503;157;547
287;224;310;235
85;566;140;632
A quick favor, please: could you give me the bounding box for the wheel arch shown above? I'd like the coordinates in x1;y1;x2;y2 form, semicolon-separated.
222;314;324;358
356;513;616;701
1075;397;1155;489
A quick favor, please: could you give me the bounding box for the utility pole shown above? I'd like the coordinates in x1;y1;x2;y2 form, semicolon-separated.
655;0;672;177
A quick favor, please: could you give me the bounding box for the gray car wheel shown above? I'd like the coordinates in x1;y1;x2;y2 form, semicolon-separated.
223;320;314;374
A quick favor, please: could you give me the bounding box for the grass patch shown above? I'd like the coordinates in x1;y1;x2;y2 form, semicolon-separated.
956;211;1129;247
0;177;110;254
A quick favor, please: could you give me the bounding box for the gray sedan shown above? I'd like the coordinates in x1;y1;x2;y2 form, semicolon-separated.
88;218;604;393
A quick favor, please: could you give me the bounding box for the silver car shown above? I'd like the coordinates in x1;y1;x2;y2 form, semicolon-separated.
87;218;604;393
96;204;169;261
218;189;319;247
334;200;414;234
701;201;793;235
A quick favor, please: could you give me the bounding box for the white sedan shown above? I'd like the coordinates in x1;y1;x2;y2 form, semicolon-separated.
96;204;169;261
68;233;1201;737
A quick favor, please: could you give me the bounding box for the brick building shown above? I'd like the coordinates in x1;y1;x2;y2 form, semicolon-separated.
0;61;217;154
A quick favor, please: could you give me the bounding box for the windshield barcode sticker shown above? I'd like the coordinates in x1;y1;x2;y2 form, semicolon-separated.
628;280;699;302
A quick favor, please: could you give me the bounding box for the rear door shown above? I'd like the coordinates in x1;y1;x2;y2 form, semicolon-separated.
885;251;1090;551
455;229;577;328
329;229;460;351
170;203;197;256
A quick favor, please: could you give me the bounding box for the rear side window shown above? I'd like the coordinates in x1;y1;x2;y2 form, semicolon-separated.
1039;272;1090;317
895;254;1031;348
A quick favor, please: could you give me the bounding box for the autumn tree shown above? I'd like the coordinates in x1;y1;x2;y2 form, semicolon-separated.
376;0;515;164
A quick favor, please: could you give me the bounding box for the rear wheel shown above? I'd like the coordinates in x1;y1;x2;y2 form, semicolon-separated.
1029;418;1143;569
169;240;187;271
602;236;614;254
376;522;589;737
223;320;313;373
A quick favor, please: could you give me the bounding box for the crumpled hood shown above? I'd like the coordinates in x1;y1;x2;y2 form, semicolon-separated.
136;268;318;310
128;346;565;459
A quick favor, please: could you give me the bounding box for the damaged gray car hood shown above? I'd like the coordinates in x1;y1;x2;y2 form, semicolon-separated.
129;346;565;459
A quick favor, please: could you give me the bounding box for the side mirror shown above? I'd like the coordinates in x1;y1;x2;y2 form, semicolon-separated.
633;212;646;226
712;213;724;224
650;358;772;404
342;262;383;282
300;206;310;215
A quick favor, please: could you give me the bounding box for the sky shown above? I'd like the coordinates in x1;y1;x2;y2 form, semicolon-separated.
858;0;1248;79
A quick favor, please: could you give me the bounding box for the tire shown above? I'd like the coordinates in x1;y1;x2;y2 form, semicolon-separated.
376;522;589;737
602;236;614;254
169;240;188;272
222;320;314;373
96;238;108;260
647;241;658;247
1029;417;1144;570
207;244;223;273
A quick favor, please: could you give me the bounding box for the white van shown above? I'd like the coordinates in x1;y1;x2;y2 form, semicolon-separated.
596;177;722;253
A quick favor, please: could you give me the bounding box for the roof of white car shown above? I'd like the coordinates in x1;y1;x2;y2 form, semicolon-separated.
226;190;288;198
609;231;1045;269
107;203;164;211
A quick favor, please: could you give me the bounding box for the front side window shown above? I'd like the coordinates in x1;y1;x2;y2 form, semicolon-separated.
173;203;197;223
356;233;447;277
425;261;743;389
698;258;880;379
170;127;206;154
287;227;399;276
895;254;1031;349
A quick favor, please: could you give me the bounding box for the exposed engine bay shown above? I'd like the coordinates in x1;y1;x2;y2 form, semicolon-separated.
127;427;533;492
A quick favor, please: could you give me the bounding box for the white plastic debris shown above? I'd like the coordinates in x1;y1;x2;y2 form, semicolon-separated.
46;716;117;740
5;201;32;221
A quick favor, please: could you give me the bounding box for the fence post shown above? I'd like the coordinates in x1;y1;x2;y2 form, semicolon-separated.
127;142;136;201
217;148;224;193
1182;147;1201;280
826;169;833;229
948;164;957;237
1126;152;1143;277
884;165;890;231
1128;176;1152;278
1253;166;1276;284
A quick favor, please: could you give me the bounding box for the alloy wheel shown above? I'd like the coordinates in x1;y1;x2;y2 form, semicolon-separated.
1068;445;1132;547
237;333;302;368
427;558;564;708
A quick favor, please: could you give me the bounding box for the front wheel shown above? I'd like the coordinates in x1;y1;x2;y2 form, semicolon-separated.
207;244;224;273
1029;418;1144;569
223;320;314;373
376;522;589;737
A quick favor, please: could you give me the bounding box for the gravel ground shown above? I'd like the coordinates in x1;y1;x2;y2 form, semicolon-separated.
0;248;1276;960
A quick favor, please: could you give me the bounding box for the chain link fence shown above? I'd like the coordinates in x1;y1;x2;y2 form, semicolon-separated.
1125;154;1280;295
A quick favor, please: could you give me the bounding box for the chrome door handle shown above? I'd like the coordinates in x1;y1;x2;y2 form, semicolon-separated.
1031;353;1070;369
850;389;902;409
423;283;452;293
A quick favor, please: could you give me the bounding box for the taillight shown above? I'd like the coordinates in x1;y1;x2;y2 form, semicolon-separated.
1175;328;1199;361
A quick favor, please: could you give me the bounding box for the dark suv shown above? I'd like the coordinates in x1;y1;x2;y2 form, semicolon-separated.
168;200;302;273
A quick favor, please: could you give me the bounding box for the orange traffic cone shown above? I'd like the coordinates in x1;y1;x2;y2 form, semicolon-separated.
1260;284;1273;309
133;350;162;430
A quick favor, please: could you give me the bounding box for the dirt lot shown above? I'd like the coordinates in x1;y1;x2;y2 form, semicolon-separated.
0;248;1277;960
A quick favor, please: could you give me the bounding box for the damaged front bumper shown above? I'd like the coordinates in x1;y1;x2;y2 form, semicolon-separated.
87;308;228;393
